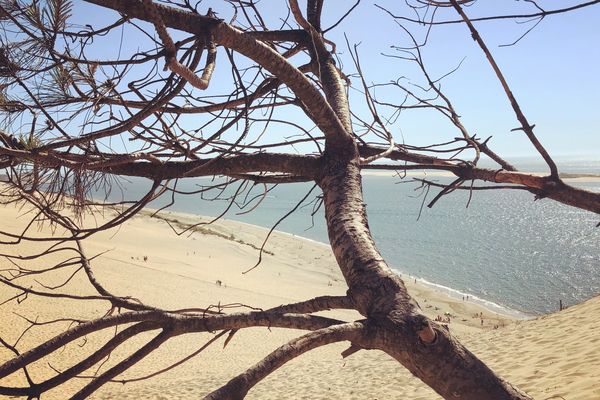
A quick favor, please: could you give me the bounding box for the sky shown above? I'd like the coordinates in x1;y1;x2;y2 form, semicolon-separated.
325;1;600;158
68;1;600;162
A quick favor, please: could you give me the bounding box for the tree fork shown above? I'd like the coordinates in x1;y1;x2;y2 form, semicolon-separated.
317;156;532;399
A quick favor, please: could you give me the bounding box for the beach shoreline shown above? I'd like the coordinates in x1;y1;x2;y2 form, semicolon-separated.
142;207;526;324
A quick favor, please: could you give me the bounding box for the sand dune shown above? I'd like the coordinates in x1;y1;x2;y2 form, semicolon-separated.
467;296;600;400
0;205;598;399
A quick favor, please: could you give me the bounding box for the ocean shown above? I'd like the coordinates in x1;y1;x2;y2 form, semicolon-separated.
103;158;600;316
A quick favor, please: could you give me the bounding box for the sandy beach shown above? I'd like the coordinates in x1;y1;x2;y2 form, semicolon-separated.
0;204;599;399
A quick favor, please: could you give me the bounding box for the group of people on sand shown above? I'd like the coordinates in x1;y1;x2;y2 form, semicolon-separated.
435;312;453;324
471;311;502;330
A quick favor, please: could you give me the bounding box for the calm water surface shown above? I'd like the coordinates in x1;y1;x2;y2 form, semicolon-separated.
104;160;600;316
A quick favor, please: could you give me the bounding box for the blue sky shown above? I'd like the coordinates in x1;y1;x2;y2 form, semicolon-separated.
71;1;599;161
327;1;600;158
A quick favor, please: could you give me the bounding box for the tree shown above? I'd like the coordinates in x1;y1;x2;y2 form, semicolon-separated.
0;0;598;399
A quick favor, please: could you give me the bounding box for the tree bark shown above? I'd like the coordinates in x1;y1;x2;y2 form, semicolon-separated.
317;157;532;400
2;1;575;398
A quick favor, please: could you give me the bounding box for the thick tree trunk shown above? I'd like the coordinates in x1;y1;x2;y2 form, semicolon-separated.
59;2;538;398
317;157;532;400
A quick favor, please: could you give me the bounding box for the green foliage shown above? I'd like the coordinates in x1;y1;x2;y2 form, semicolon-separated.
17;133;41;150
0;47;17;76
21;0;72;32
45;0;72;32
50;64;73;94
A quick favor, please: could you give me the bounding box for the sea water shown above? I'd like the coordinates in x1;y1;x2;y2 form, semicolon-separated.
102;159;600;316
